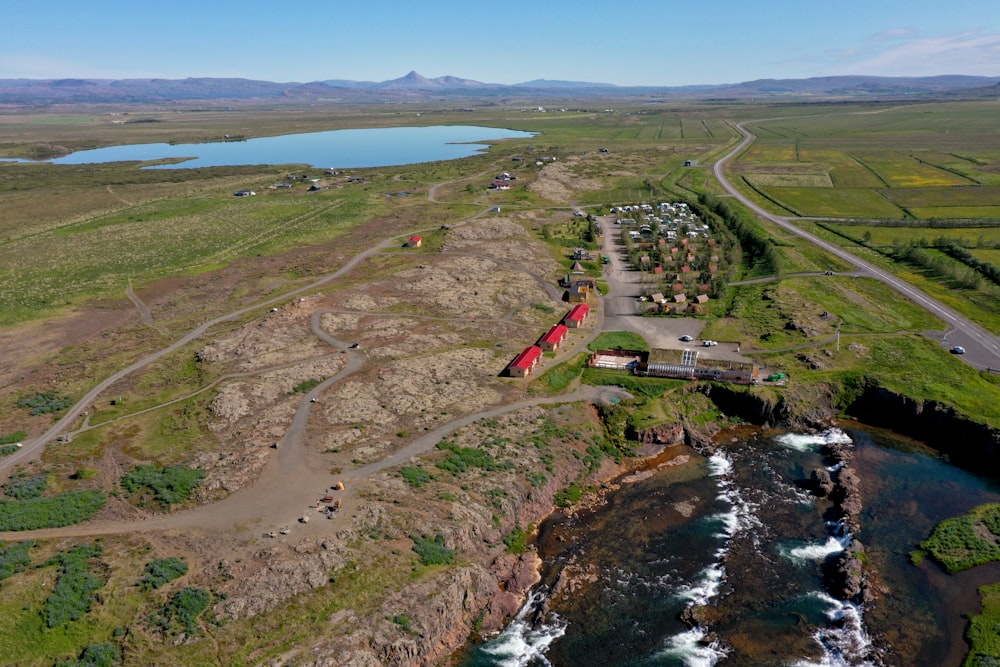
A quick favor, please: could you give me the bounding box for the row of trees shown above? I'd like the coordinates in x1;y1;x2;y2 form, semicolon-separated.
696;194;783;278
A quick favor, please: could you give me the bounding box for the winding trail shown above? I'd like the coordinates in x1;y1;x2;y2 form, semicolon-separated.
0;175;621;543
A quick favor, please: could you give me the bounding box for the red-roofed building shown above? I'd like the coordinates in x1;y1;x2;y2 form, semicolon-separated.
407;236;422;248
539;324;569;351
563;303;590;328
508;345;542;377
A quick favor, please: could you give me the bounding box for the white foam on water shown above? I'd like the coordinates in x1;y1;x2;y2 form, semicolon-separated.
789;592;879;667
655;627;730;667
479;590;567;667
676;563;726;606
777;428;853;452
706;452;732;476
781;535;850;564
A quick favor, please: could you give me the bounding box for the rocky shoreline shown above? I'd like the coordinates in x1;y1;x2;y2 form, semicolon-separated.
302;378;997;666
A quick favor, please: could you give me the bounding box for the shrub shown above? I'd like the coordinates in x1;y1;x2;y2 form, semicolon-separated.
0;490;106;531
55;642;121;667
392;614;412;632
411;534;455;566
291;379;322;394
503;524;535;554
3;474;48;500
121;464;205;505
0;540;34;579
17;392;73;416
434;440;512;475
555;484;587;508
399;467;432;488
149;587;212;636
0;430;26;445
138;557;188;591
44;544;105;628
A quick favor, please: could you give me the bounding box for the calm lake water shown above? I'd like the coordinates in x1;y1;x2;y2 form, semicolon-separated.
37;125;535;169
461;427;1000;667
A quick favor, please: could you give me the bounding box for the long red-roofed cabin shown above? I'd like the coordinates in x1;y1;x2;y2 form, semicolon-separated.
508;345;542;377
538;323;569;351
562;303;590;328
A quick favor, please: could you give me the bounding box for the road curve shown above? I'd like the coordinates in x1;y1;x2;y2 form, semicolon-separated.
713;121;1000;369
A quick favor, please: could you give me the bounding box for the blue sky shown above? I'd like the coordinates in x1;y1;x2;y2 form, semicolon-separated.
3;1;998;85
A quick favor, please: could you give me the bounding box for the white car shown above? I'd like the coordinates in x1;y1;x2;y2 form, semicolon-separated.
951;346;966;354
702;340;718;347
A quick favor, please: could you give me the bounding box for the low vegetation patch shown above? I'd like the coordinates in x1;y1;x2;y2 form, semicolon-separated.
588;331;650;352
410;534;455;566
290;378;322;394
0;489;106;531
554;483;588;508
149;587;212;637
43;544;106;628
17;392;73;416
3;474;48;500
55;642;122;667
121;464;205;505
964;581;1000;667
138;557;189;591
398;466;433;488
917;503;1000;573
0;540;34;579
0;430;26;445
503;524;535;554
434;440;512;475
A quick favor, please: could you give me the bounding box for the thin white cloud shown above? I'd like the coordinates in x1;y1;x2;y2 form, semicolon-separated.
873;27;917;41
826;30;1000;76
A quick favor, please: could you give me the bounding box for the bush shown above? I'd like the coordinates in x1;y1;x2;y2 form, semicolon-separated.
44;544;105;628
555;484;588;508
17;392;73;416
149;587;212;636
121;465;205;505
0;490;106;531
411;534;455;566
0;430;26;445
3;474;48;500
0;540;34;579
291;378;322;394
503;525;535;554
399;467;432;488
55;642;121;667
434;440;512;475
138;557;188;591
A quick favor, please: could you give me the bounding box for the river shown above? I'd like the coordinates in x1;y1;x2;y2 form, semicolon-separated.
459;426;1000;666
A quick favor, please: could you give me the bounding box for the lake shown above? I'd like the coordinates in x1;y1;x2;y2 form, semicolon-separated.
34;125;536;169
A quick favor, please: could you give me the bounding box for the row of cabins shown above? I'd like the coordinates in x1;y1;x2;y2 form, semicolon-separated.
507;304;591;377
587;347;758;385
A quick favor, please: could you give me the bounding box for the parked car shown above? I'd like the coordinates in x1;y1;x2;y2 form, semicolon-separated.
702;340;718;347
680;335;693;342
951;346;966;354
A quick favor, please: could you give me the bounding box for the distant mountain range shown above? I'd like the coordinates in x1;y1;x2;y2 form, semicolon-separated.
1;71;997;106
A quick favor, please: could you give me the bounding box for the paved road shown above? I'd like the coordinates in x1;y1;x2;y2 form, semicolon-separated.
714;121;1000;369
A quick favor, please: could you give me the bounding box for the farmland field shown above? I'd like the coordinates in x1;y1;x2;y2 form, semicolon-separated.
762;186;905;218
736;102;1000;220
